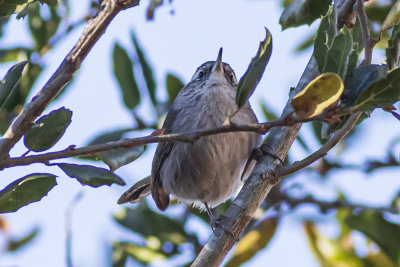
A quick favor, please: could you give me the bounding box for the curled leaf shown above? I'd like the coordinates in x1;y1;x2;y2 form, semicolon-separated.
100;142;145;172
291;73;344;118
382;0;400;31
235;27;272;109
58;163;125;187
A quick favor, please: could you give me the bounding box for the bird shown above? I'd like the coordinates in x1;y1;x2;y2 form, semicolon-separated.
118;48;262;225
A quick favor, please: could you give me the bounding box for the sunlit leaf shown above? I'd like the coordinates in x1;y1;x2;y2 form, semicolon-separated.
346;210;400;264
58;163;125;187
0;48;28;63
226;216;278;267
131;31;157;106
114;206;187;244
352;67;400;112
382;0;400;31
279;0;331;30
112;43;140;109
112;241;166;265
23;107;72;152
166;73;184;103
0;61;27;108
291;73;344;118
236;27;272;109
323;26;353;78
7;227;39;251
0;173;57;213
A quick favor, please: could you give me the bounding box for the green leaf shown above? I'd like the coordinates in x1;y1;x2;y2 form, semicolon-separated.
279;0;331;30
386;23;400;70
131;32;157;106
260;101;278;121
114;206;187;244
236;27;272;108
342;64;388;108
323;26;353;78
0;61;28;108
58;163;125;187
366;4;392;24
7;227;39;251
346;210;400;264
87;128;133;146
296;32;316;52
81;128;133;161
100;142;145;172
352;67;400;112
112;43;140;109
166;73;184;103
0;173;57;213
226;217;278;267
382;0;400;31
313;7;331;73
27;2;61;51
23;107;72;152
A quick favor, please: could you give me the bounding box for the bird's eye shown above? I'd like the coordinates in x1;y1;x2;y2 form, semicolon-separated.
197;71;204;79
229;73;236;83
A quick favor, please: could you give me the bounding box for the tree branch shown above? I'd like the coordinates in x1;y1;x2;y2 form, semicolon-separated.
0;114;329;169
355;0;376;64
191;1;356;266
0;0;140;160
279;112;361;177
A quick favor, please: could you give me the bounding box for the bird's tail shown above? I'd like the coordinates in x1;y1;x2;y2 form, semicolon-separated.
117;176;151;204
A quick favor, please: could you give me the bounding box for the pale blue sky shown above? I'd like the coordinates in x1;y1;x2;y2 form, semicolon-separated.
1;0;400;266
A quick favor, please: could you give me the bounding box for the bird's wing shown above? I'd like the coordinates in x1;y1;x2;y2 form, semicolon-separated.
117;176;151;204
151;108;180;211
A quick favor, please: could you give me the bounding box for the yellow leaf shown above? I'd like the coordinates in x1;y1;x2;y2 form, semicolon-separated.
225;217;278;267
291;72;344;118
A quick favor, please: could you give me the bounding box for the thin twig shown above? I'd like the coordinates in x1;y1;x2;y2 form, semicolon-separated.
281;192;397;214
355;0;376;64
279;112;361;177
0;114;328;169
0;0;140;160
65;192;84;267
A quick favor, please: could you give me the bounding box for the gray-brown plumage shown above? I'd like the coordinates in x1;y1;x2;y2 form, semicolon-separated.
119;48;261;219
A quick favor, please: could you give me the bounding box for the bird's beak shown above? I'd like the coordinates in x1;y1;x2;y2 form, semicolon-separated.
211;47;224;74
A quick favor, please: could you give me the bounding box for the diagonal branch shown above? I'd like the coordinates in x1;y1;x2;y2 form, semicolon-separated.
191;0;356;266
0;0;140;160
279;112;361;177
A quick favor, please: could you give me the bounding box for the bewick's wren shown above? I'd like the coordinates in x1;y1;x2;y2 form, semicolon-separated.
119;48;261;223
